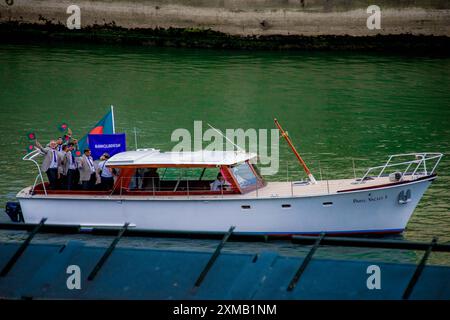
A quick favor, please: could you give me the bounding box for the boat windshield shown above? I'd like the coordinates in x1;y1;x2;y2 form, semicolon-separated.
231;162;258;188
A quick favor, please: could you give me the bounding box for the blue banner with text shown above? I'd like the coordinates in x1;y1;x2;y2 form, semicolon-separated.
88;133;126;160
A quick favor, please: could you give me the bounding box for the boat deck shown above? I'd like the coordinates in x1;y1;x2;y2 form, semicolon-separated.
246;176;398;198
17;175;421;200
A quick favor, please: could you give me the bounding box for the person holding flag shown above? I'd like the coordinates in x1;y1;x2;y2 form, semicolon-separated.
27;106;116;190
63;128;79;148
34;139;63;190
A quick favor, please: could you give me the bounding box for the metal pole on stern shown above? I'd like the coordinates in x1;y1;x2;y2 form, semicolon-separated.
274;118;317;184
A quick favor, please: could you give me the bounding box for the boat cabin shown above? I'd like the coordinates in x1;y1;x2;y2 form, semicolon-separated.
32;149;266;196
108;149;265;196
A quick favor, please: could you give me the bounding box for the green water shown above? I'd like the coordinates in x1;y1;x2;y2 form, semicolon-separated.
0;44;449;258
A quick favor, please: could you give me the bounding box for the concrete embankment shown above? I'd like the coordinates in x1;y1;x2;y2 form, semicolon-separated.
1;0;449;50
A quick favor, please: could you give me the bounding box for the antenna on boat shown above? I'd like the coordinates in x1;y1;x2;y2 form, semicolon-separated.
206;123;246;153
134;127;138;150
274;118;317;184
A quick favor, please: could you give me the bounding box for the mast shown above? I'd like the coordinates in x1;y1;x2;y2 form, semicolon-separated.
134;127;138;150
274;118;317;184
111;105;116;134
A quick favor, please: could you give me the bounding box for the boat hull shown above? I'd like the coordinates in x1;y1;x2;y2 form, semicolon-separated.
16;177;434;236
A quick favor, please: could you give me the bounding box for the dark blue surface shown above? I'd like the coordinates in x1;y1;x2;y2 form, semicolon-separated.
0;241;449;300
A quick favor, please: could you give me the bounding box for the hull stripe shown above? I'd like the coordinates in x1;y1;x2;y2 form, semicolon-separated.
236;228;405;236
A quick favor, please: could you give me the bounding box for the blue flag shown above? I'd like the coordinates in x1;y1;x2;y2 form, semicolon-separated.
88;133;126;160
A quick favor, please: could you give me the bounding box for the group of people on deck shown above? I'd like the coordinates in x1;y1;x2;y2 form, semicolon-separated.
34;133;232;193
34;135;116;191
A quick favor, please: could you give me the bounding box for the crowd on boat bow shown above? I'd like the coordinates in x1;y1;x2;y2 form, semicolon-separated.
34;136;116;191
32;137;233;193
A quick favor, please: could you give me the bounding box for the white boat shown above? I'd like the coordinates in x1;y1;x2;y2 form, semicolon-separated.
15;145;443;236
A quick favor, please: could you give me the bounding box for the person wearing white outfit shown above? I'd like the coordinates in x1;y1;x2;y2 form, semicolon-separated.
98;153;115;190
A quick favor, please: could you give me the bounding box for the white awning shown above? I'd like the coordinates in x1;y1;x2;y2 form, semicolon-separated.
107;148;257;166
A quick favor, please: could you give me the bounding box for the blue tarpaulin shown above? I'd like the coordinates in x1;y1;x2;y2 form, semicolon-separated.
88;133;126;160
0;240;449;300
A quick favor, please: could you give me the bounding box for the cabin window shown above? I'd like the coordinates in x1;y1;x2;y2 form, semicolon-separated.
251;164;263;180
125;167;236;194
128;168;162;191
159;167;217;181
231;162;257;188
158;168;219;192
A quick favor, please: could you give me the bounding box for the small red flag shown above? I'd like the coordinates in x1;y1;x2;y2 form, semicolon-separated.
26;144;34;153
26;132;36;140
58;123;69;132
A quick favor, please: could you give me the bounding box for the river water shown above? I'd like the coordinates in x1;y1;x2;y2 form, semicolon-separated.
0;43;449;264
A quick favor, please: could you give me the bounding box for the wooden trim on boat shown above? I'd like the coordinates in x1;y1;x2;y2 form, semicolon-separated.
108;164;219;169
220;165;242;194
31;183;238;196
113;167;134;193
247;161;267;189
33;184;112;196
120;190;237;196
337;174;437;193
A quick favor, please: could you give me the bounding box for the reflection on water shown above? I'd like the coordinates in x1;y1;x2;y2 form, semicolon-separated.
0;44;448;264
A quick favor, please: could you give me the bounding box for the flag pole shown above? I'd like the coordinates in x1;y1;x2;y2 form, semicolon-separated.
274;118;317;184
111;105;116;134
134;127;138;150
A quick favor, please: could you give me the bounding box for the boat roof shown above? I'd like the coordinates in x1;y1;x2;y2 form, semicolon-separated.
107;148;257;167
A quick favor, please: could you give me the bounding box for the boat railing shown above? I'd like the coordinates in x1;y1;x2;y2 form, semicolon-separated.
22;149;47;196
112;176;235;198
358;153;443;184
25;152;443;198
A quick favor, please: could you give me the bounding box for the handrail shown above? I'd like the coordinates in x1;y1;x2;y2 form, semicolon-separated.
22;149;47;196
359;153;443;184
